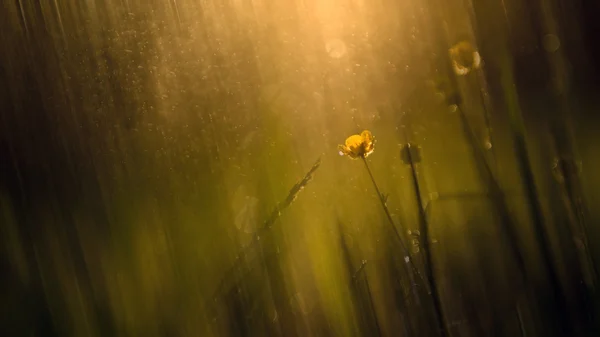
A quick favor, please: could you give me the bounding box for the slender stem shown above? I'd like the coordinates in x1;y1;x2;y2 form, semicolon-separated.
361;157;425;284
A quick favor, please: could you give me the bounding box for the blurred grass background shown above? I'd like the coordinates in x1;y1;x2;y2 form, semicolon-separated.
1;0;600;336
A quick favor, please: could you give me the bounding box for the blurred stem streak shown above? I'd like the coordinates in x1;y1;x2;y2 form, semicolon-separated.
536;0;598;292
509;0;598;332
551;133;599;289
339;225;382;337
455;104;528;278
400;136;448;337
356;270;382;337
497;37;571;336
454;104;538;335
516;301;528;337
209;157;322;306
463;0;499;173
425;0;531;333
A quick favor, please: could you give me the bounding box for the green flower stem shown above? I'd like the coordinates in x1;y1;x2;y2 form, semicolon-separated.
361;156;424;284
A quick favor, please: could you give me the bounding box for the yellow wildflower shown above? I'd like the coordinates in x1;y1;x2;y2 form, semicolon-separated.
338;130;375;159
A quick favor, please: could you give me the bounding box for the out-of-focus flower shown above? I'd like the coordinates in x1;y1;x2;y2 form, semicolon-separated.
326;38;348;59
338;130;375;159
449;40;481;76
